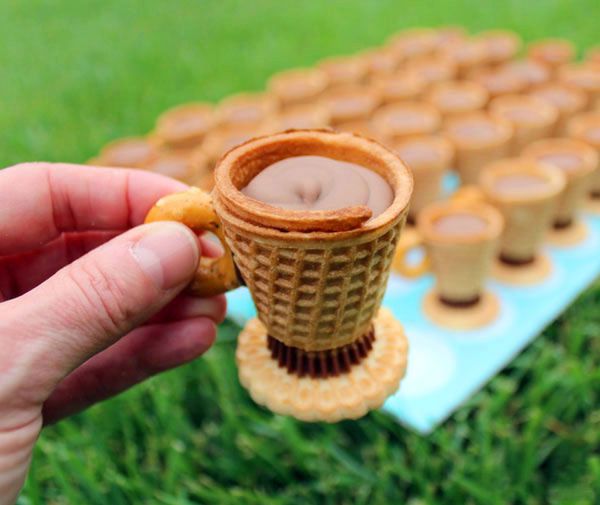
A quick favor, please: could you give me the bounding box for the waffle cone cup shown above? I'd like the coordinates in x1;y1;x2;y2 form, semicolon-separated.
523;138;598;226
568;113;600;197
480;158;566;262
530;83;588;136
417;200;503;303
213;129;413;352
392;135;454;219
489;94;558;153
444;112;514;185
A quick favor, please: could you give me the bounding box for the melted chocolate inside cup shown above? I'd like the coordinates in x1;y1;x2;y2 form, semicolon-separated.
241;155;394;219
432;212;488;237
492;173;551;196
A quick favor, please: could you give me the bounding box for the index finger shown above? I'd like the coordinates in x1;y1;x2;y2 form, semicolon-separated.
0;162;189;255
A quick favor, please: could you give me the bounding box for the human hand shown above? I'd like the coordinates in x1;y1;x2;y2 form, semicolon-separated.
0;163;226;504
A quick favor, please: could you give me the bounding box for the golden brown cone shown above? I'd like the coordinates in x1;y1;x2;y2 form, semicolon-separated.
530;83;588;135
153;103;215;150
444;112;514;184
417;200;503;303
213;129;413;351
528;39;576;71
567;112;600;196
522;138;598;225
480;158;566;262
268;68;329;107
392;135;454;219
489;94;558;153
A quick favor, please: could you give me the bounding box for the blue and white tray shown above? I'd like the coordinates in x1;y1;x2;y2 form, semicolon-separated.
225;212;600;434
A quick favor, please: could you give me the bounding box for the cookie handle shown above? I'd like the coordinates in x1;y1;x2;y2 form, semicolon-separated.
145;187;241;296
393;228;430;278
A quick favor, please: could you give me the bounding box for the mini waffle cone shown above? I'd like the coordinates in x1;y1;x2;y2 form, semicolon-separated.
444;112;514;185
476;30;522;67
236;308;408;422
216;92;279;128
501;59;552;90
567;112;600;195
438;39;488;79
317;55;369;89
98;136;159;168
469;67;526;99
417;200;503;303
489;95;558;154
558;63;600;106
523;138;598;226
272;103;331;131
426;80;489;120
144;149;201;184
320;85;381;126
372;101;441;142
153;102;215;150
480;158;565;262
213;130;412;352
360;47;399;78
268;68;329;107
528;39;576;71
530;83;588;136
392;135;454;218
388;28;437;62
405;55;458;88
370;72;425;105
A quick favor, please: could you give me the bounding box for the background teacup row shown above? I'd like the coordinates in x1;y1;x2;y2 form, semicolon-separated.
88;26;600;231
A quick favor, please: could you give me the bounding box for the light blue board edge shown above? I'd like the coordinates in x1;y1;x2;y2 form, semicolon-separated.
225;212;600;434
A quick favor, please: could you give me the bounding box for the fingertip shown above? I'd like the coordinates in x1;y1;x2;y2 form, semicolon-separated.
211;295;228;324
131;222;200;290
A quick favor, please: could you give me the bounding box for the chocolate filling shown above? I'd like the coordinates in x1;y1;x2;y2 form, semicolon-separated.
591;190;600;199
267;327;375;378
499;253;535;266
553;218;573;230
439;295;481;308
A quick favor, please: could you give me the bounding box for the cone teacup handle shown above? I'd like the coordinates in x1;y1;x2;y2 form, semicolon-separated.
145;187;240;297
393;228;430;278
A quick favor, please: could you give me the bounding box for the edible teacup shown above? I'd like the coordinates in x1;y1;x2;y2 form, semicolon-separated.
528;39;575;71
153;103;215;150
567;112;600;208
530;83;588;135
489;94;558;153
426;80;489;121
523;138;598;245
480;158;566;283
268;68;329;107
394;200;503;329
372;101;441;141
392;135;454;221
146;130;413;350
444;111;513;184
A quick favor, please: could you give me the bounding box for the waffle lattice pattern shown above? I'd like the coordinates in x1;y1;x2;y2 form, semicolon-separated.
223;217;405;351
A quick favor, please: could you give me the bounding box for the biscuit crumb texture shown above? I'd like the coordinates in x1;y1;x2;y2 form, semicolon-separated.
236;308;408;422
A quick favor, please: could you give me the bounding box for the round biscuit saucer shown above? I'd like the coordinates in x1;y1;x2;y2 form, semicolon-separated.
423;289;500;330
546;220;588;247
491;253;553;286
585;196;600;215
236;308;408;422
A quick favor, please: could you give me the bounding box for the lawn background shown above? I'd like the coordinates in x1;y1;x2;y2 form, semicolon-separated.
1;0;599;503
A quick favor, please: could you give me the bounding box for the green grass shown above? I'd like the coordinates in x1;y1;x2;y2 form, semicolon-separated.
2;0;600;503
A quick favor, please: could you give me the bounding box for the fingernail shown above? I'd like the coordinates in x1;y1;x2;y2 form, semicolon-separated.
131;223;199;290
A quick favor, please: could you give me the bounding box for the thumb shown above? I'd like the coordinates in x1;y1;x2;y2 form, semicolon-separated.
0;221;200;404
